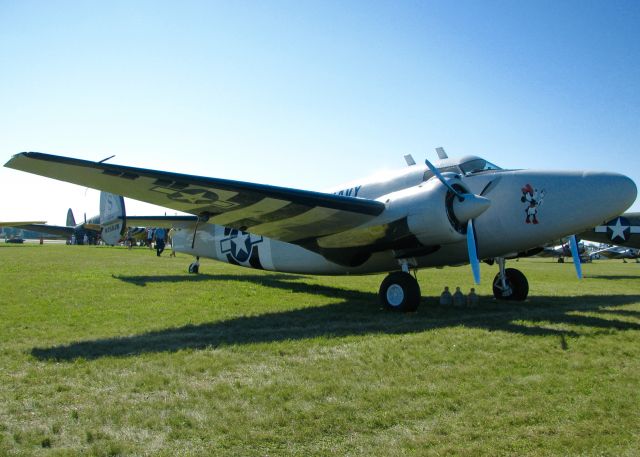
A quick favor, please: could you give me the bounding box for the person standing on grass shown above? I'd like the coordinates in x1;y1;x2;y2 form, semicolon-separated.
146;227;154;248
154;227;166;256
126;227;134;249
168;227;176;257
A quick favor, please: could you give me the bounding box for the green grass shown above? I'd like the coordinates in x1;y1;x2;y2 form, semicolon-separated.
1;244;639;456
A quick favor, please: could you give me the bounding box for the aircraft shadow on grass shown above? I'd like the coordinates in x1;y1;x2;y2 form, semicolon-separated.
31;273;640;361
585;275;640;281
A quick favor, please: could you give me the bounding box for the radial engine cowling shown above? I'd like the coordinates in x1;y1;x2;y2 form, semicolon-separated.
385;174;490;247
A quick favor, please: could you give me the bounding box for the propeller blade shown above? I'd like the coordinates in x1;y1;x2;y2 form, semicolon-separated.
568;235;583;279
467;219;481;284
425;158;464;201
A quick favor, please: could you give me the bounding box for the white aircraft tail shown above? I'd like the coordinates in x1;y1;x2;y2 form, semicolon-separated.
99;192;126;246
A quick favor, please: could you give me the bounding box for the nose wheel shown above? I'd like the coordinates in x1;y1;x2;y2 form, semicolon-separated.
492;258;528;301
379;271;421;312
188;256;200;274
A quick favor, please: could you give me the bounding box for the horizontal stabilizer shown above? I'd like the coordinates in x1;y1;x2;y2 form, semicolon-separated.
125;215;198;228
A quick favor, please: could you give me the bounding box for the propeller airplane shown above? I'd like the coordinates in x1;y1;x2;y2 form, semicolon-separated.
0;208;101;244
578;212;640;249
4;149;637;311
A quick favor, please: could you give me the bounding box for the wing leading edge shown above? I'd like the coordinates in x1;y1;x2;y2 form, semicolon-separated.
5;152;385;243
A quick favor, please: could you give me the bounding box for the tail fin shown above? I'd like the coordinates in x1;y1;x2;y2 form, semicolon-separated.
66;208;76;227
99;192;126;246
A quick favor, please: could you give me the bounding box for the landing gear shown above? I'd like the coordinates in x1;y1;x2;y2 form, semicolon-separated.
492;257;528;301
379;271;421;312
188;256;200;274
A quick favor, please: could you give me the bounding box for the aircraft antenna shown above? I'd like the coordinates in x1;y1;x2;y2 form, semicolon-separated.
404;154;416;166
98;155;115;163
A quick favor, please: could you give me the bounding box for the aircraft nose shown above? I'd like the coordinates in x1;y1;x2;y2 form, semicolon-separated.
586;171;637;217
474;170;637;259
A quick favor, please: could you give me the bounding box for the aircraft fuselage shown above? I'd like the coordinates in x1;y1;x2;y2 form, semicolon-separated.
172;162;636;275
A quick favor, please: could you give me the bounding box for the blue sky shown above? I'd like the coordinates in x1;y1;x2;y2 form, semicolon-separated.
1;0;639;224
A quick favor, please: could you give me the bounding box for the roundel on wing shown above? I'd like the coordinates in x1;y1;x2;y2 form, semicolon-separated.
167;188;219;205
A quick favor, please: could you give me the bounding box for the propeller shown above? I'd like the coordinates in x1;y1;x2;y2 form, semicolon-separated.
425;159;465;201
426;158;491;284
467;219;481;284
568;235;583;279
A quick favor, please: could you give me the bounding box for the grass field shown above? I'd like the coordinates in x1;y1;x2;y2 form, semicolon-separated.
1;244;639;456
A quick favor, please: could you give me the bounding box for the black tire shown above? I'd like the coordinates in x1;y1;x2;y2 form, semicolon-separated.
557;257;564;263
188;262;199;274
492;268;529;301
379;272;421;312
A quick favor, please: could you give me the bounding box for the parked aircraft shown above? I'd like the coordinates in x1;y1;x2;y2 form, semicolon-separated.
0;221;46;242
538;239;588;263
0;208;102;244
591;244;639;262
5;149;637;311
578;213;640;249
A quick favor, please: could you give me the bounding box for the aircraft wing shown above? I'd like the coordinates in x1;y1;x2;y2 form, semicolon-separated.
5;152;385;243
0;222;74;238
0;221;46;227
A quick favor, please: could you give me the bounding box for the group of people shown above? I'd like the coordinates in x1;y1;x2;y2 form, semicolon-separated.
125;226;176;257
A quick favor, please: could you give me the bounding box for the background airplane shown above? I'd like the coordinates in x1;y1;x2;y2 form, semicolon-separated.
590;244;639;262
537;239;589;263
0;204;152;245
578;213;640;249
5;149;637;311
0;208;103;244
0;221;47;243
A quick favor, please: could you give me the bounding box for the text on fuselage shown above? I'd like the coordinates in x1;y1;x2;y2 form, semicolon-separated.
333;185;362;197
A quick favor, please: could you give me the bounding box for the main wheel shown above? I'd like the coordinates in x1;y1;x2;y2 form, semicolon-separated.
379;272;421;312
492;268;529;301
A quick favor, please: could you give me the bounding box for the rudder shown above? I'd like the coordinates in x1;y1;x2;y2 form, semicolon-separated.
100;192;126;246
66;208;76;227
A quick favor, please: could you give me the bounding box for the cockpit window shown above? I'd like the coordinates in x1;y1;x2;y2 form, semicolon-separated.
459;159;502;175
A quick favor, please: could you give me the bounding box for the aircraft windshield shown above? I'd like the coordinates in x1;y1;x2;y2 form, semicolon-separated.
459;158;502;175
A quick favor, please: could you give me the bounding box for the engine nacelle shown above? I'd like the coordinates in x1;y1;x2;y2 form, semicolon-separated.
384;175;468;247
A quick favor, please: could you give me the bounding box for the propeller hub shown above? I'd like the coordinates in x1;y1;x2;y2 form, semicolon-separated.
452;194;491;223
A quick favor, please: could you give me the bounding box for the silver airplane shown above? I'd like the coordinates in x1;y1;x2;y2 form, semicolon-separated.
4;149;637;311
537;239;588;263
589;244;639;262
